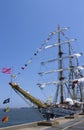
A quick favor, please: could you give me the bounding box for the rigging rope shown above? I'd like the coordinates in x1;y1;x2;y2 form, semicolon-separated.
13;89;34;107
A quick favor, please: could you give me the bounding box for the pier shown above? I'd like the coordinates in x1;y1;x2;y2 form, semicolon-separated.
0;112;84;130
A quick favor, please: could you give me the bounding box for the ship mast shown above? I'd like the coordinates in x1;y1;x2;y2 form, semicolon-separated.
58;25;64;104
68;42;76;100
76;57;83;102
9;26;84;109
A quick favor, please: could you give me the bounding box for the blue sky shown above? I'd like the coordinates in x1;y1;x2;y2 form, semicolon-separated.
0;0;84;108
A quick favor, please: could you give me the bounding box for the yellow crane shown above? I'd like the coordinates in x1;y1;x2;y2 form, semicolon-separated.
9;82;47;108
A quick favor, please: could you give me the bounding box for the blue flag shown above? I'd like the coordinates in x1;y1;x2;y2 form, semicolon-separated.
3;98;10;104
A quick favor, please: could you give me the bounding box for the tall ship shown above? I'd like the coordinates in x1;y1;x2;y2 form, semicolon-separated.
9;25;84;119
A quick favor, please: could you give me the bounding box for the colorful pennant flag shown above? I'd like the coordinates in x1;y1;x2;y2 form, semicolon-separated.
25;64;27;67
4;107;9;112
3;98;10;104
5;30;56;78
49;31;56;36
11;74;17;78
2;68;12;74
21;67;25;70
45;37;50;42
28;59;32;64
2;116;9;123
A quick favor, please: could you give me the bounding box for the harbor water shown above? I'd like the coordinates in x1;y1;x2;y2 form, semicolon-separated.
0;108;44;128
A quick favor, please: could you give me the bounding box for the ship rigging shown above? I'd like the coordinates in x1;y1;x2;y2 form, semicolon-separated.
9;25;84;118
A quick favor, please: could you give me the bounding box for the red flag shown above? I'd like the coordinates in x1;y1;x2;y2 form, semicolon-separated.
2;68;12;74
73;80;78;84
2;116;9;123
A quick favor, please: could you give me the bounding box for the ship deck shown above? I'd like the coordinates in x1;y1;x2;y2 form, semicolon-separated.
0;112;84;130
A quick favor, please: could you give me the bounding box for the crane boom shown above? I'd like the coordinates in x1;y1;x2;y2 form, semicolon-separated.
9;82;47;108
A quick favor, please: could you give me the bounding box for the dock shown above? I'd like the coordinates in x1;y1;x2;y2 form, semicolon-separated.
0;112;84;130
